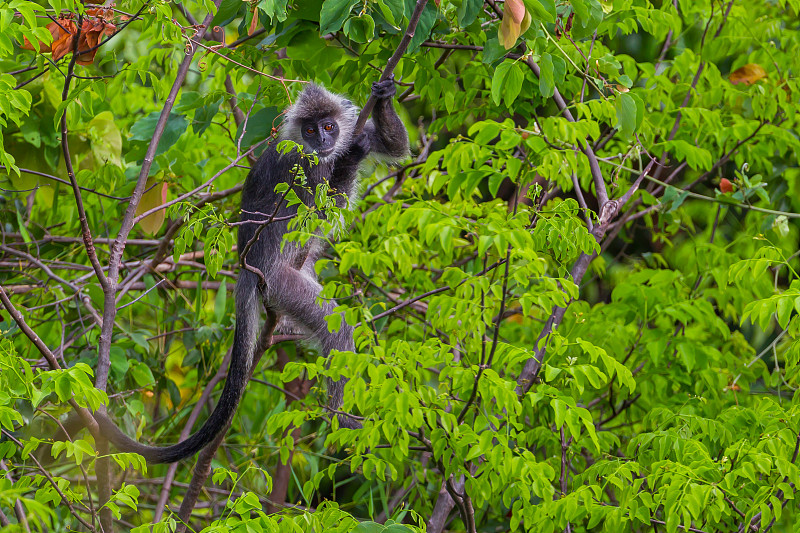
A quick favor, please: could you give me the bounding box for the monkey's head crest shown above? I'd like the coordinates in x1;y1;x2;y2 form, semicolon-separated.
281;84;359;160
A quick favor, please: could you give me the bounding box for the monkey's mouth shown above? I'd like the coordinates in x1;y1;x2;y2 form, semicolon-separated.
317;147;335;158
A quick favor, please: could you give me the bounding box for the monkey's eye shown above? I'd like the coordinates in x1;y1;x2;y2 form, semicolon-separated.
306;127;315;134
324;123;334;131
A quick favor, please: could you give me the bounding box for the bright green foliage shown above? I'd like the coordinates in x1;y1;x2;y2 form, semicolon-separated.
1;0;800;532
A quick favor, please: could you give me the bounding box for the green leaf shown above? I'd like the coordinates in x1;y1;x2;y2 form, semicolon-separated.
88;111;123;167
482;35;506;64
504;62;525;105
522;0;556;22
571;0;604;30
235;107;279;149
193;100;221;136
551;398;567;429
343;14;375;43
385;525;415;532
407;1;438;53
129;113;188;157
258;0;290;22
319;0;358;34
352;522;386;532
129;361;155;387
55;375;71;402
615;92;638;137
491;61;524;106
211;0;245;28
214;279;228;324
458;0;482;26
15;209;31;243
382;0;405;24
110;349;130;379
538;53;555;98
488;172;505;196
776;296;792;328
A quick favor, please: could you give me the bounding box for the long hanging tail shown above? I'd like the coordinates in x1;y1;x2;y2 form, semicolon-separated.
95;291;260;464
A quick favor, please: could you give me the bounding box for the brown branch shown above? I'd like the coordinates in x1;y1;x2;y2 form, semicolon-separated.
515;158;655;391
354;0;431;134
1;233;162;247
2;280;232;295
421;41;482;51
428;477;466;533
60;16;109;293
580;31;597;103
0;244;103;326
99;2;222;399
0;166;136;200
522;57;608;208
228;28;266;48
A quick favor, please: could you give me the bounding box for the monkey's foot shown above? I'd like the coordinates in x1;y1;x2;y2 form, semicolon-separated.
372;77;397;99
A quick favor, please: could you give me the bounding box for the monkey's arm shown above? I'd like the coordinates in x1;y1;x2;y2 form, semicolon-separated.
364;79;410;161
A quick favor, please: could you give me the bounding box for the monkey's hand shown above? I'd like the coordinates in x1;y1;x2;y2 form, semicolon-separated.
372;77;397;100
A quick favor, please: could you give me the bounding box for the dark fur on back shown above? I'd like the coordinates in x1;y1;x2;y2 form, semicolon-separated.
97;82;408;462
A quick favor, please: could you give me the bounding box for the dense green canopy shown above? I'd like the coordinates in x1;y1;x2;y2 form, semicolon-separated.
1;0;799;531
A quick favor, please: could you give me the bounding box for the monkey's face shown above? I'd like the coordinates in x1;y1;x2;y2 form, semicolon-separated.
301;117;340;159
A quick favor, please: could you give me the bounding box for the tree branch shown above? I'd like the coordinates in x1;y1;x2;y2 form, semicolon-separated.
354;0;431;134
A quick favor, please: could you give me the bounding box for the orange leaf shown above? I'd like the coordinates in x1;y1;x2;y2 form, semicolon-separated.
21;36;50;52
248;8;259;35
499;14;521;50
22;17;74;55
505;0;526;23
729;63;767;85
75;18;115;65
50;18;77;61
21;13;115;64
86;7;112;18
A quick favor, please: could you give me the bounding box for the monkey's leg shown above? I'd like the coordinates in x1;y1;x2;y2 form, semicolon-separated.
265;264;361;429
274;259;322;336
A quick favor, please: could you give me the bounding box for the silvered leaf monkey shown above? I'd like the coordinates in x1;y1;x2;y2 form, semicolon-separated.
96;79;409;463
